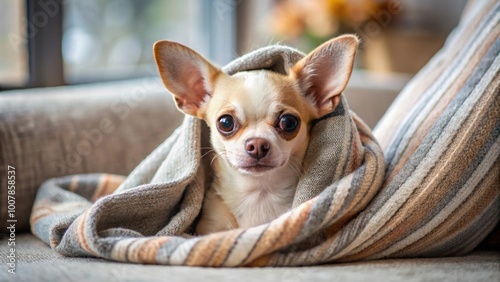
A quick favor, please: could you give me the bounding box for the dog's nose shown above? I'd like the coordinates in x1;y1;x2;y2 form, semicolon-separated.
245;138;270;160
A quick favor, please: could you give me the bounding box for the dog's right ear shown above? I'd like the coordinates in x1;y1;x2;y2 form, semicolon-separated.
291;35;358;118
153;41;221;117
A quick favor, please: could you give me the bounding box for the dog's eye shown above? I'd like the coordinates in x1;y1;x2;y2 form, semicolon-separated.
217;115;235;133
279;115;299;133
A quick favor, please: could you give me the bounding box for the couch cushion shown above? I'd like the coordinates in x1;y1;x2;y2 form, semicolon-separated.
0;234;499;282
0;79;183;233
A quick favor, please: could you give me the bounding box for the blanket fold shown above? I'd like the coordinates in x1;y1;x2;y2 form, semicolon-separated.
30;45;388;266
31;40;498;266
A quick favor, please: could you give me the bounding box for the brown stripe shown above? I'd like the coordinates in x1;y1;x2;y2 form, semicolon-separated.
350;127;360;172
92;174;126;201
207;229;245;266
69;175;79;192
76;209;98;256
30;200;55;224
184;234;223;265
135;237;171;264
247;253;273;267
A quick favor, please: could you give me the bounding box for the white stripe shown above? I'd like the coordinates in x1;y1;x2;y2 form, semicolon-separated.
223;224;268;266
169;237;202;265
111;238;140;261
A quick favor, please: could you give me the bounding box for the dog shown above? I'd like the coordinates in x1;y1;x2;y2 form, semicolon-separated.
153;35;358;234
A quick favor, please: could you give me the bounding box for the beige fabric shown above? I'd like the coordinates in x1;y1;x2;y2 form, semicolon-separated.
0;79;183;233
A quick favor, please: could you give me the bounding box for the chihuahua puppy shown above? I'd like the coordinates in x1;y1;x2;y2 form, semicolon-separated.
154;35;358;235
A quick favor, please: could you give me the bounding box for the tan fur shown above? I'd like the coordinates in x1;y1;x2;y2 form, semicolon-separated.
153;35;359;234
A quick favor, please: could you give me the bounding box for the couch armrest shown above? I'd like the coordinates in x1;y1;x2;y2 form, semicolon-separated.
0;78;183;233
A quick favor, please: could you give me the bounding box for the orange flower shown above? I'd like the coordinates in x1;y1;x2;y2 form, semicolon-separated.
272;0;386;39
272;1;307;38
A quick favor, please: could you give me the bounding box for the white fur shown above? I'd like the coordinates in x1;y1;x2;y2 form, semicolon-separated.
196;71;307;234
212;149;299;229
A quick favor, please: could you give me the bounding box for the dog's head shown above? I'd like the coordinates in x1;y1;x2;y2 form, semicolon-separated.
154;35;358;175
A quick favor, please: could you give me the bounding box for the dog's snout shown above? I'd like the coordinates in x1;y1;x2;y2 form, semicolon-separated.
245;138;270;160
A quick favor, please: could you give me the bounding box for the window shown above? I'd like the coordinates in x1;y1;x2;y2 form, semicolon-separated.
0;0;466;91
64;0;210;83
0;0;28;88
0;0;236;90
236;0;467;74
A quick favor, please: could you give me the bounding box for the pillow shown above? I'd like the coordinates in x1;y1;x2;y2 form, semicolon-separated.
366;0;499;259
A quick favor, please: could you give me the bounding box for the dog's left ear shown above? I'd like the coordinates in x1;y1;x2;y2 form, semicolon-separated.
291;35;359;118
153;40;222;117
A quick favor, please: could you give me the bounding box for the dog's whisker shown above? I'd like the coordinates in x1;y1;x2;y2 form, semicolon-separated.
210;151;228;167
276;151;304;178
210;155;220;167
201;149;216;159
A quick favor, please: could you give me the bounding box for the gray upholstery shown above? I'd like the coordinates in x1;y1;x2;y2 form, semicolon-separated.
0;234;498;281
0;79;183;233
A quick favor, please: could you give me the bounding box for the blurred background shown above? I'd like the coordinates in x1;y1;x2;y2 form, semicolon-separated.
0;0;468;120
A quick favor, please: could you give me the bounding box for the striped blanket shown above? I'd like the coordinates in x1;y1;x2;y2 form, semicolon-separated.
30;0;499;266
30;60;387;265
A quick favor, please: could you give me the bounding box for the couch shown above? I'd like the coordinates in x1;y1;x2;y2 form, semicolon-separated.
1;0;499;281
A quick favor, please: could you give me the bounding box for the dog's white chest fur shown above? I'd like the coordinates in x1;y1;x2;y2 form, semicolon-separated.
213;168;297;228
